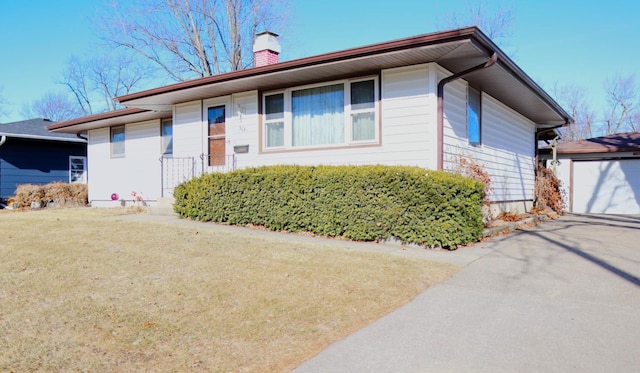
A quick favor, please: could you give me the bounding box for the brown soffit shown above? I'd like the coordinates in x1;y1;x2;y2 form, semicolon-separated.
116;27;481;103
47;108;168;133
114;26;572;127
53;26;573;133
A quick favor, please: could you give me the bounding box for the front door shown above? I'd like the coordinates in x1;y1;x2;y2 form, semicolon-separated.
208;106;226;166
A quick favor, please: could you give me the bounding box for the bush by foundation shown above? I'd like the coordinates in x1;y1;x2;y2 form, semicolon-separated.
13;182;88;209
174;165;484;250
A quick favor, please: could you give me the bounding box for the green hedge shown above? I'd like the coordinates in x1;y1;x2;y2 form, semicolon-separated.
173;165;484;249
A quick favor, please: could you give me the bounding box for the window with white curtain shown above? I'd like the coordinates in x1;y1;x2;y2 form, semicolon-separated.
263;77;378;150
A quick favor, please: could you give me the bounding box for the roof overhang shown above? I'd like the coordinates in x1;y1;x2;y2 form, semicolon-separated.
49;27;572;134
0;132;86;143
47;108;168;133
540;132;640;154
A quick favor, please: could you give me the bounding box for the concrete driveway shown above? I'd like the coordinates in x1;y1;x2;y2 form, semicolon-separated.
293;214;640;372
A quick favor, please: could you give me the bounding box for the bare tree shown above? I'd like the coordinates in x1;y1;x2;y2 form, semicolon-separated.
22;92;85;122
0;86;9;121
603;74;639;135
61;56;94;115
437;0;515;43
98;0;288;81
90;54;153;111
60;54;153;115
552;84;595;141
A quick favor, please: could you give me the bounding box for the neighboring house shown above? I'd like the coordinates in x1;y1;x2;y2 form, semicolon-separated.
0;118;87;203
47;27;571;214
540;132;640;214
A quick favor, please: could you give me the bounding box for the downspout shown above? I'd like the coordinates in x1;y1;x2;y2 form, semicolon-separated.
76;133;87;141
437;52;497;170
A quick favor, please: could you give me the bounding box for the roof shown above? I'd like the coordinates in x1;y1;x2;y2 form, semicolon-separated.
0;118;86;143
541;132;640;154
45;108;167;133
48;27;572;133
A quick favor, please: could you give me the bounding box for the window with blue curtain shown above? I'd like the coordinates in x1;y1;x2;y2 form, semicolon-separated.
467;87;481;145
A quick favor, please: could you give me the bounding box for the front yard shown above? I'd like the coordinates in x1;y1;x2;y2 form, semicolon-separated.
0;208;457;372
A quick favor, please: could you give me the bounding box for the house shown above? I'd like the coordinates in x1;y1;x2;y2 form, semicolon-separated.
0;118;87;203
47;27;571;214
540;132;640;214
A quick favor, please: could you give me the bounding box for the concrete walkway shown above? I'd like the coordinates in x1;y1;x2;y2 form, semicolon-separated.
293;214;640;372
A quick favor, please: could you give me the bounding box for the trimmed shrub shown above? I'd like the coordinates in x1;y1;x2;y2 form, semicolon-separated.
174;165;484;249
13;182;88;208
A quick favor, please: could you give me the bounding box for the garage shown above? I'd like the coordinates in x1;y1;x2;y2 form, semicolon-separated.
572;159;640;214
540;132;640;215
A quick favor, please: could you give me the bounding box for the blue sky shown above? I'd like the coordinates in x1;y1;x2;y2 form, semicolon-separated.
1;0;639;123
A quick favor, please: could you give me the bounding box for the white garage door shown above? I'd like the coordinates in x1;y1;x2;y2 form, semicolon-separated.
572;159;640;214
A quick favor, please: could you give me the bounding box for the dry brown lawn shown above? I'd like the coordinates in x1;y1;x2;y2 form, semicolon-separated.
0;208;458;372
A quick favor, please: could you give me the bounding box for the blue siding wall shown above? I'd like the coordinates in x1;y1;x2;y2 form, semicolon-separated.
0;138;86;200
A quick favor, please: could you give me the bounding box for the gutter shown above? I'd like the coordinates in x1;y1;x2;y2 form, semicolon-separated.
436;52;497;170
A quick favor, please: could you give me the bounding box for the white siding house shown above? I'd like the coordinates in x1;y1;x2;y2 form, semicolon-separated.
48;27;571;213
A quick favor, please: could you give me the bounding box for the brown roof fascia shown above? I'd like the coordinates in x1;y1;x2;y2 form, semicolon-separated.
115;27;481;104
549;132;640;154
46;108;150;131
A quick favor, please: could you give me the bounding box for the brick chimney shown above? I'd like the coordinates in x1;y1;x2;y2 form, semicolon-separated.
253;31;281;67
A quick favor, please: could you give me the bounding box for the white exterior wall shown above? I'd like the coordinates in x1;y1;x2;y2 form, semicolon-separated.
84;61;539;211
553;155;572;209
172;63;439;171
439;66;536;210
174;101;203;159
227;91;259;169
88;120;162;206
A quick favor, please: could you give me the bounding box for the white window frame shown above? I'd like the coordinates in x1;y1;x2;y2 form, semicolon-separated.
262;76;379;151
69;156;87;184
161;118;173;155
467;87;482;146
110;125;125;158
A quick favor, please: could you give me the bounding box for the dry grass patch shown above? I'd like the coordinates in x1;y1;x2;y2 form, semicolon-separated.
0;208;458;372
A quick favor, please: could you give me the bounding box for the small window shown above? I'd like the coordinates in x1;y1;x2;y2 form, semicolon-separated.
265;93;284;148
161;118;173;155
467;87;481;146
111;126;125;158
69;156;87;183
350;80;375;142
